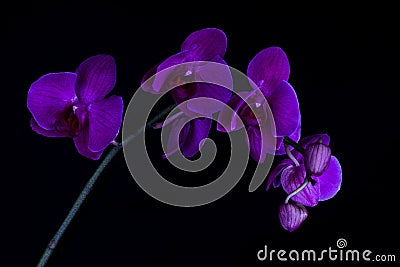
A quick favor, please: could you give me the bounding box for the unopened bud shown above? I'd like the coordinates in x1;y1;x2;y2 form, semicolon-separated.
305;143;331;176
279;202;308;232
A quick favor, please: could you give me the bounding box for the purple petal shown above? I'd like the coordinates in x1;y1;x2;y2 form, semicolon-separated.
299;134;330;148
27;72;77;130
266;158;292;191
268;81;300;137
74;127;103;160
279;203;308;232
187;84;232;115
75;55;116;104
319;156;342;201
193;55;233;90
157;51;190;71
141;63;160;94
169;84;198;116
165;116;191;158
181;28;227;60
275;121;301;155
186;56;232;115
87;96;124;152
273;176;282;188
152;51;192;94
180;118;212;158
247;124;275;163
216;94;246;132
281;165;320;207
247;126;264;162
247;47;290;95
165;117;212;158
30;118;67;137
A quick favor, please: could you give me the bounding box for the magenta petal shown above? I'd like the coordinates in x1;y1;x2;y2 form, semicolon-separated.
266;158;292;191
319;156;342;201
30;118;67;137
247;47;290;95
299;134;330;148
281;165;320;207
269;81;300;137
27;72;77;130
180;118;212;158
181;28;227;59
74;128;103;160
279;203;308;232
87;96;123;152
75;55;116;104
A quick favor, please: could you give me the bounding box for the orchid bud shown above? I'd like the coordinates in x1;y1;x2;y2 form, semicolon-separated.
305;142;331;176
279;202;308;232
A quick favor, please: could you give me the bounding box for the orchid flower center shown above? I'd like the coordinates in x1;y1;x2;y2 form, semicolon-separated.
171;84;197;104
54;104;83;137
240;101;265;126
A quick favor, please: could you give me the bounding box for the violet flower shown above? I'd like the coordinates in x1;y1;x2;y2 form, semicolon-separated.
267;134;342;207
217;47;300;161
217;90;272;162
27;55;124;160
141;28;232;158
247;47;301;154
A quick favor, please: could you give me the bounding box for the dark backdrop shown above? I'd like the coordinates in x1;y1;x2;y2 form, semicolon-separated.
3;2;399;266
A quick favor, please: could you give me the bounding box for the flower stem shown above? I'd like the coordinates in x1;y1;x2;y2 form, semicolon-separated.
283;136;305;155
36;103;176;267
284;176;311;204
285;143;300;167
36;145;121;267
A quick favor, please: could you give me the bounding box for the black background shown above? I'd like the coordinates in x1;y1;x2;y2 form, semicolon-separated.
3;2;399;266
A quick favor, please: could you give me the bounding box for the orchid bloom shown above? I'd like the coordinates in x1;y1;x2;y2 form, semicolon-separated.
141;28;232;158
247;47;301;155
27;55;124;160
217;47;300;162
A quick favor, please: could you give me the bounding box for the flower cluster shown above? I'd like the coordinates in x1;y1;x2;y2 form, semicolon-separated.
141;28;342;231
268;135;342;231
27;28;342;232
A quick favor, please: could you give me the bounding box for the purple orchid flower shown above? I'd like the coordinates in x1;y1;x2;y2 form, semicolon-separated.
141;28;232;158
267;134;342;207
247;47;301;154
27;55;124;160
217;90;274;162
217;47;300;162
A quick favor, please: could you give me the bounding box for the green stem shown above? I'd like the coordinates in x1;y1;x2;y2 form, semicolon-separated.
36;104;176;267
283;136;305;155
